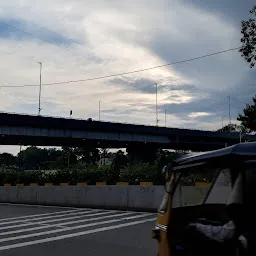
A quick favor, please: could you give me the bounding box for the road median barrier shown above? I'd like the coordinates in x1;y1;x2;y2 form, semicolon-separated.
60;183;69;187
16;184;24;188
44;183;53;187
116;182;129;186
140;182;153;186
77;182;87;186
96;182;106;186
195;182;212;188
30;183;38;187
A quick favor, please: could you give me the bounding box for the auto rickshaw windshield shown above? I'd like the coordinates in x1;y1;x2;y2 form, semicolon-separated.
172;167;232;208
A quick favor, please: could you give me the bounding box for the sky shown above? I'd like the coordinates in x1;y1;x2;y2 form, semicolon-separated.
0;0;255;155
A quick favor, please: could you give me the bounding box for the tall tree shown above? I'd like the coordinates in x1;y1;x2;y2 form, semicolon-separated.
18;147;45;170
216;124;248;133
239;5;256;67
111;150;128;171
74;147;100;166
17;147;63;170
237;96;256;132
0;153;16;167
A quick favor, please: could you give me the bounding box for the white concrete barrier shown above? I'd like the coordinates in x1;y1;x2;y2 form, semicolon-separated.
0;186;165;212
0;185;229;212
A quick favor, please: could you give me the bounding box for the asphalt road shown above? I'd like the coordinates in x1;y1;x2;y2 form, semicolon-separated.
0;204;157;256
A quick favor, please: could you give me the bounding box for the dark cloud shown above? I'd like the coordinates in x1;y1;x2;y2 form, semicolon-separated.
0;18;78;46
184;0;255;26
110;77;203;95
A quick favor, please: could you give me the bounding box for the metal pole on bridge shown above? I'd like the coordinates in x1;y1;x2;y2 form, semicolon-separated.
165;108;168;127
222;116;225;131
99;100;101;121
226;96;231;132
38;62;42;116
155;83;159;126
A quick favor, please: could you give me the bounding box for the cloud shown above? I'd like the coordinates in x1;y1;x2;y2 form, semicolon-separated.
188;112;215;118
0;0;254;154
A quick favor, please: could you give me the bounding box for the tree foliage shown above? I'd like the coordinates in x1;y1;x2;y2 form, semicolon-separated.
0;153;16;167
0;147;191;185
216;124;248;133
74;147;100;166
237;95;256;132
239;5;256;68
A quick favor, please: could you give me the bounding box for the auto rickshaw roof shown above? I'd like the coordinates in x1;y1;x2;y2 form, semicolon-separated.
174;142;256;167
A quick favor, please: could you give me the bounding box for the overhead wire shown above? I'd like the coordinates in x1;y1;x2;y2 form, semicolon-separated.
0;49;65;70
0;23;245;121
4;12;86;50
0;20;86;59
0;46;242;88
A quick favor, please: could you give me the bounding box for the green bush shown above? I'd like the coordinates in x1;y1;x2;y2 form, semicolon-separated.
0;163;166;185
119;163;163;184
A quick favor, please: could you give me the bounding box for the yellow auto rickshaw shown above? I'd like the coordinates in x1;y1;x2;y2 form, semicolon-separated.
152;142;256;256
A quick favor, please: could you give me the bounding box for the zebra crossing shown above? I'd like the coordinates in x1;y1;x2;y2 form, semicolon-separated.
0;207;156;251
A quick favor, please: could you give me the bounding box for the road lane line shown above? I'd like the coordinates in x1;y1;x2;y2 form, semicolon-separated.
0;223;35;231
0;217;156;251
33;210;119;225
0;221;66;231
0;212;133;236
31;212;134;226
0;215;156;243
0;210;129;231
0;203;82;210
0;209;99;226
0;209;83;222
0;224;62;236
122;213;155;220
0;203;152;214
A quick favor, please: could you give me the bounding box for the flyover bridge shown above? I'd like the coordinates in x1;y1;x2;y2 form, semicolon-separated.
0;112;254;151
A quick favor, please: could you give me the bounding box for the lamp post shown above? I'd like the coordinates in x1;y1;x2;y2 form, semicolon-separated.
38;62;42;116
99;100;101;121
165;108;168;127
222;116;225;131
154;83;159;126
226;96;231;131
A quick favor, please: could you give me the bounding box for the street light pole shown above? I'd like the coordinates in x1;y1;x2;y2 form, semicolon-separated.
226;96;231;131
165;108;168;127
99;100;101;121
38;62;42;116
222;116;225;131
154;83;159;126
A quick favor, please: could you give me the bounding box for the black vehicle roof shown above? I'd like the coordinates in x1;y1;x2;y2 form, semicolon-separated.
174;142;256;167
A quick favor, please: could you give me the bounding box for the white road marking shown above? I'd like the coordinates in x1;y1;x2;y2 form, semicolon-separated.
0;224;57;236
33;210;119;225
0;203;152;214
0;215;155;243
0;209;83;222
0;203;81;210
29;212;134;227
0;217;156;251
0;212;133;236
122;213;155;220
0;222;35;231
0;209;99;226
